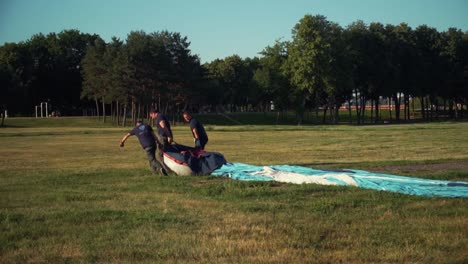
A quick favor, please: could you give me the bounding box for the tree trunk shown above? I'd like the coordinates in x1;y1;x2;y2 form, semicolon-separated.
388;97;393;121
137;103;141;121
359;95;366;125
102;97;106;123
334;105;339;124
454;99;459;119
461;103;464;117
297;96;306;126
403;95;407;121
314;107;319;125
131;97;135;125
1;108;5;127
375;99;380;124
328;96;336;124
427;97;433;121
404;95;407;120
420;96;426;120
164;102;170;115
95;97;100;120
122;104;127;127
110;102;114;123
322;106;328;124
406;94;410;120
347;99;352;124
393;94;401;122
116;100;120;125
354;89;361;125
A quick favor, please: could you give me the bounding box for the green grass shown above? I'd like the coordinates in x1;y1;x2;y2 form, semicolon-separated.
1;117;467;263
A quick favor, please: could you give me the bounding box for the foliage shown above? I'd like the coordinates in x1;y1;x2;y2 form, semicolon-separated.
0;15;467;124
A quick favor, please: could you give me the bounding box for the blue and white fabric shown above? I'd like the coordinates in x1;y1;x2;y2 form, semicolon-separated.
212;163;468;198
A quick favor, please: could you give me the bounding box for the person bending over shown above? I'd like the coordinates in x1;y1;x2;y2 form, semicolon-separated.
120;120;168;175
183;111;208;150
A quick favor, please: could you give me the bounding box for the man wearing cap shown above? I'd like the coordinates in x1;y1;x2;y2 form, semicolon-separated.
120;119;168;175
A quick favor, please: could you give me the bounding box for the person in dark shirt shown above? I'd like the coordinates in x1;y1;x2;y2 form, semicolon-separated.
120;120;168;175
149;109;175;172
183;111;208;149
150;109;173;147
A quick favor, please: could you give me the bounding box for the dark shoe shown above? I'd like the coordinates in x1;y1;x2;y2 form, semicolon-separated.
159;167;168;176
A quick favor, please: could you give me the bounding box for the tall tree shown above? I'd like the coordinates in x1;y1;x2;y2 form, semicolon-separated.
366;22;390;123
392;23;417;121
345;20;374;124
204;55;252;112
325;23;353;124
0;42;34;115
105;37;133;125
285;14;334;125
81;37;108;120
413;25;443;120
202;59;229;110
159;31;203;116
440;28;466;118
255;40;291;114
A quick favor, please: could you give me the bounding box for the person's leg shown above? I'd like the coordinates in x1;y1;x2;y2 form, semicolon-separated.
144;146;165;174
201;139;208;150
155;142;171;174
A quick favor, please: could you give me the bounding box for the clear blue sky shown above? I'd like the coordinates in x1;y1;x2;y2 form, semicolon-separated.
1;0;467;63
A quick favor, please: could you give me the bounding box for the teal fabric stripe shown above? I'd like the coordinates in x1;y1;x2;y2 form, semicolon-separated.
211;163;468;198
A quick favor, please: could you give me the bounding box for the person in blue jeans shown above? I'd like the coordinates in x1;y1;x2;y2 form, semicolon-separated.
120;120;168;175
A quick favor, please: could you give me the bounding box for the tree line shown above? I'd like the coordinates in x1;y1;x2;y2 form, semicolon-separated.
0;14;467;125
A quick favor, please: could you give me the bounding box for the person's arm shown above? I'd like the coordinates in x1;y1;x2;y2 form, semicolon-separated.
120;133;132;147
192;127;200;140
159;120;173;143
192;127;201;147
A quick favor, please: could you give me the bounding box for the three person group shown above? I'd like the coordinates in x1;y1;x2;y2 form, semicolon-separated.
120;109;208;175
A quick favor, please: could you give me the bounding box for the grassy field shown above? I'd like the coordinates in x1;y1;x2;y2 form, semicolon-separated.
1;117;467;263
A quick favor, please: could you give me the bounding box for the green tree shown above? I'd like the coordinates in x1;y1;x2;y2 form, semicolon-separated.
392;23;417;121
323;22;352;124
203;55;252;112
344;21;369;124
440;28;466;118
366;22;390;123
255;40;291;115
0;42;34;115
81;37;108;120
104;37;134;125
285;14;334;125
47;30;99;114
201;60;224;110
413;25;444;120
223;55;252;111
159;31;203;118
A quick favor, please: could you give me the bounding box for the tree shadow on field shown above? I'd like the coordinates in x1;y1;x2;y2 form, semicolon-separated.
0;124;27;128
